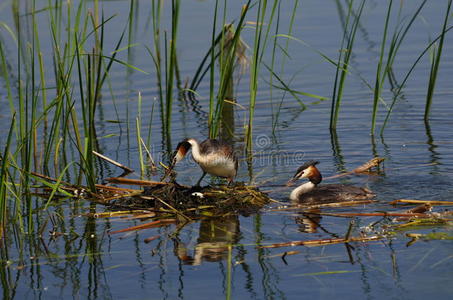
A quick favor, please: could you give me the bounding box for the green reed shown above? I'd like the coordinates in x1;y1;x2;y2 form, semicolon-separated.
43;0;86;177
370;0;393;134
75;13;130;191
189;24;243;96
424;0;452;122
330;0;365;130
380;2;451;134
147;0;180;152
270;1;300;134
370;0;427;134
188;1;282;147
0;0;449;240
136;92;146;177
165;0;180;148
209;0;221;138
208;1;251;139
149;0;164;147
246;0;280;152
0;0;140;236
0;27;15;114
0;116;15;238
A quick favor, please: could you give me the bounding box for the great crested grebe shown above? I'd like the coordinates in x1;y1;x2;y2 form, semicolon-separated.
172;138;238;185
287;161;374;203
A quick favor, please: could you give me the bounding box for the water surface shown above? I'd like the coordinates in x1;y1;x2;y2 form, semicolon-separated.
1;1;452;299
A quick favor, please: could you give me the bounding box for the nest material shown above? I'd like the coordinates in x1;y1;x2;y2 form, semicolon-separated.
109;182;270;217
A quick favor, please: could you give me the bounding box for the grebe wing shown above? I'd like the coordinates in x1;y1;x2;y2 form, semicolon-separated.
199;139;232;154
200;139;237;161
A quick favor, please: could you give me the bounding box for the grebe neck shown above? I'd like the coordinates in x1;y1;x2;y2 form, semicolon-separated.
187;139;202;162
290;181;317;201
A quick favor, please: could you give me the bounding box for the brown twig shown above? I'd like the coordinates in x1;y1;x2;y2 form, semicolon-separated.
106;177;171;186
108;219;177;234
325;157;385;179
95;184;141;193
101;190;144;202
260;235;382;249
31;171;72;186
140;138;157;171
144;235;160;243
91;210;151;218
318;212;429;218
123;213;157;220
93;151;134;173
390;199;453;206
153;196;192;222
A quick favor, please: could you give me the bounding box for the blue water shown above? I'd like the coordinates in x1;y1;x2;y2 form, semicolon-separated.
1;0;452;299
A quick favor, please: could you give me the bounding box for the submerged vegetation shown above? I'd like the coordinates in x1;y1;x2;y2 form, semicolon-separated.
0;0;452;298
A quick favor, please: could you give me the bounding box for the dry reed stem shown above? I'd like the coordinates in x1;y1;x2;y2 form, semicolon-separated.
91;210;151;218
260;235;382;249
390;199;453;206
106;177;172;186
319;212;429;218
144;235;160;243
154;196;192;221
101;191;144;202
325;157;384;180
123;213;157;220
95;184;141;193
109;219;177;234
93;151;134;173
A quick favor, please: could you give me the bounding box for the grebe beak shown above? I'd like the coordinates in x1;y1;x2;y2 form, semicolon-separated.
287;168;305;186
286;178;297;187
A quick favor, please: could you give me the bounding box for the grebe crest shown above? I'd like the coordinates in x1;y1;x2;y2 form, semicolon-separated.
290;160;322;184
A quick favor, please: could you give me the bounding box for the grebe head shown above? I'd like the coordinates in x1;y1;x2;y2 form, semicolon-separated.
172;139;193;165
287;160;322;186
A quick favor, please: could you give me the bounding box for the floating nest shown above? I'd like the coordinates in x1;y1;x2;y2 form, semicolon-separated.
107;181;270;217
32;157;387;219
31;171;270;218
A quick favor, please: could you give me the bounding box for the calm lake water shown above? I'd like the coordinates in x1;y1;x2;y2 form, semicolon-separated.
1;0;453;299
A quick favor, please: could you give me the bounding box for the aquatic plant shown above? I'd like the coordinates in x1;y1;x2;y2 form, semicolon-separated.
330;0;365;130
0;0;143;236
0;116;15;238
380;1;452;134
208;4;250;140
371;0;428;133
424;0;452;122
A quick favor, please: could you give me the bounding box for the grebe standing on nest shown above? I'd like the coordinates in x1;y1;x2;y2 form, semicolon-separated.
172;138;238;185
287;161;374;203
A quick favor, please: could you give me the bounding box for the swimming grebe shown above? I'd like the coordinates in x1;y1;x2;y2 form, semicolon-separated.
287;161;374;203
173;138;238;185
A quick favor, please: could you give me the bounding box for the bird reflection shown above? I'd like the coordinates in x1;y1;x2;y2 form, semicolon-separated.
294;209;322;233
173;215;239;265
